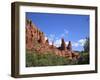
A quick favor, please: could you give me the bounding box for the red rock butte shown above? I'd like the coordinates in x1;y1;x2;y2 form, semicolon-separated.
26;20;79;59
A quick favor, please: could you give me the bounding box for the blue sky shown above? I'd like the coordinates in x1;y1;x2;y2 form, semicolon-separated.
26;12;89;51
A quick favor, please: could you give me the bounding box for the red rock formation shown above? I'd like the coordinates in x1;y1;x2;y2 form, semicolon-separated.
67;41;72;51
51;41;55;48
26;20;79;59
61;38;66;50
45;39;49;45
38;32;45;44
26;20;34;50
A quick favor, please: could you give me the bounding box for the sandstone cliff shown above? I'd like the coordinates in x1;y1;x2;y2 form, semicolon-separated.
26;20;79;59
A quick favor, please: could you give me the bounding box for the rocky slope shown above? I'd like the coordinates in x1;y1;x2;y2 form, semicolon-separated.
26;20;79;59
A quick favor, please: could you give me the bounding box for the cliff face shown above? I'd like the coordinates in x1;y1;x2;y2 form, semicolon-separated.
26;20;79;59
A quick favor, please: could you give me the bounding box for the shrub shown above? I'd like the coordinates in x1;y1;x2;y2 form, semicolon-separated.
26;51;87;67
78;52;89;64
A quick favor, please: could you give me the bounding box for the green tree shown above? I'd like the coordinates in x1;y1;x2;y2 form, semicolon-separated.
84;37;89;52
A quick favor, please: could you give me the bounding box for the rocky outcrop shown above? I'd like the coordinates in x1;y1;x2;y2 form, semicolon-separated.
67;41;72;51
26;20;46;49
26;20;34;49
45;39;49;45
61;38;66;50
26;20;79;59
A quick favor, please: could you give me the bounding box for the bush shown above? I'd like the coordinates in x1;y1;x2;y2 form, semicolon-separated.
78;52;89;64
26;51;89;67
26;51;79;67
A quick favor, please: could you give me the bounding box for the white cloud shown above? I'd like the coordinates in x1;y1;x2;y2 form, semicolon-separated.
45;36;48;40
72;39;86;47
45;30;86;51
46;29;69;47
72;42;79;47
53;39;68;47
54;39;61;47
78;39;86;46
46;29;69;43
65;41;68;45
49;41;52;45
46;32;86;49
